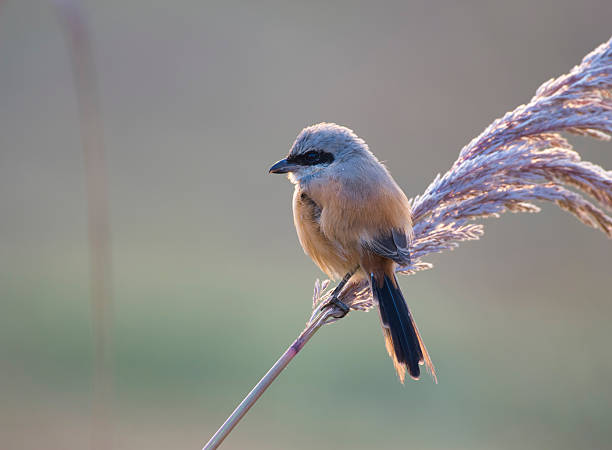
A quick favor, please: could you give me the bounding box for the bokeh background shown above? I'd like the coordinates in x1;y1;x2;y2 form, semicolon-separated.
2;1;612;449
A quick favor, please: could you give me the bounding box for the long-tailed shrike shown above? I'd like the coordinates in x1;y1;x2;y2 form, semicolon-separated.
269;122;435;383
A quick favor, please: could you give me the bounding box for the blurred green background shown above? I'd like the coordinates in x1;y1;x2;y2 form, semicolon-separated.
1;1;612;449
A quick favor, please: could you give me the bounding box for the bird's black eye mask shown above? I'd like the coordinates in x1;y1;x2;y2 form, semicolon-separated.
288;150;334;166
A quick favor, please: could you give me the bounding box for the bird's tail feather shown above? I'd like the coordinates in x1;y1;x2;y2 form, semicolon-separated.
371;273;437;383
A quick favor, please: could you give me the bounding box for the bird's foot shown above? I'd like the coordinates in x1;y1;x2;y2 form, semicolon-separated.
322;296;350;318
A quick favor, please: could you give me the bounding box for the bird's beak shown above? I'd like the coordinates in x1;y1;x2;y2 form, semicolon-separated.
269;158;298;174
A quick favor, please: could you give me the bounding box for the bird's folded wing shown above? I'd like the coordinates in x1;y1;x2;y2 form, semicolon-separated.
363;228;412;265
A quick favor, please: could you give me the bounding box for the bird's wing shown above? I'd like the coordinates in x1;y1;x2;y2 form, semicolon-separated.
363;228;412;266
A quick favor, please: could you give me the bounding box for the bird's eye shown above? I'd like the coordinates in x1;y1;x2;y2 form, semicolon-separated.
288;149;333;166
304;151;320;163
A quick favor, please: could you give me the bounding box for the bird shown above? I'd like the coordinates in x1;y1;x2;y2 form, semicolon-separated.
269;122;435;383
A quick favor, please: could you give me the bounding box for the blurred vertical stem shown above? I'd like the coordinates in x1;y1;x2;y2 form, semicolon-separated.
203;306;345;450
55;2;113;450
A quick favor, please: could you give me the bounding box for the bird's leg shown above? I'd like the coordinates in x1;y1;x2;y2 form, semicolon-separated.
322;266;359;317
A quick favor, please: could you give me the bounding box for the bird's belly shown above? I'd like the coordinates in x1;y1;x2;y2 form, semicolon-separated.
293;190;356;280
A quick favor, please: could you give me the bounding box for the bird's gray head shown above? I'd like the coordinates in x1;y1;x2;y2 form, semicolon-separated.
269;123;372;184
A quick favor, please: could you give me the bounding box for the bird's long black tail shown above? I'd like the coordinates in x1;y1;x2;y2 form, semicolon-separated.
371;273;436;383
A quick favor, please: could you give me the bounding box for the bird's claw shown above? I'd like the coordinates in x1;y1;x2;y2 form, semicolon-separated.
322;296;350;318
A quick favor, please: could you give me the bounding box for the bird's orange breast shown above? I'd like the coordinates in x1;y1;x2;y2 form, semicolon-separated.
292;187;353;279
292;176;412;280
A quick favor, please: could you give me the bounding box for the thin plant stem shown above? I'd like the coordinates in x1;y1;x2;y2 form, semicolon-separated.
203;305;345;450
55;2;113;450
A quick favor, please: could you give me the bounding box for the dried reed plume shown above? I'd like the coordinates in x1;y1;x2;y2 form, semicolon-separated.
408;39;612;266
205;38;612;449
